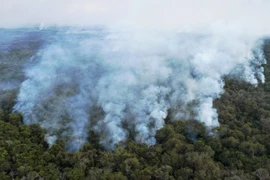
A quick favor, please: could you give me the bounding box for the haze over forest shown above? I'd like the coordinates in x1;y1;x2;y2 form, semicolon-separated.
1;1;270;179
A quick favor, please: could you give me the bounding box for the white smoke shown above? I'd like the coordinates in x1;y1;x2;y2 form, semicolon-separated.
12;27;266;150
2;0;270;35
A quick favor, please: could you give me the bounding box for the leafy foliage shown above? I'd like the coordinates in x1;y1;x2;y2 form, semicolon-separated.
1;41;270;179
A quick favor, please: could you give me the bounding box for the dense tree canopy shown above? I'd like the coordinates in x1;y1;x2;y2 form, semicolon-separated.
1;41;270;179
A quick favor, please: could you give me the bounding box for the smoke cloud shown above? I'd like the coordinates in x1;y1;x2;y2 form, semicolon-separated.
1;0;270;34
9;27;265;151
0;1;269;150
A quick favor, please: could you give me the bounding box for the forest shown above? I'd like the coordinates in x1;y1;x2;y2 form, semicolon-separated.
1;39;270;180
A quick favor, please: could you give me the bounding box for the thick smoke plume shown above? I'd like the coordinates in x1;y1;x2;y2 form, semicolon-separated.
11;27;266;151
1;0;269;151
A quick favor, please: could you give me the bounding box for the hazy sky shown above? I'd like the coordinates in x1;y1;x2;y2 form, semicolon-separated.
1;0;270;34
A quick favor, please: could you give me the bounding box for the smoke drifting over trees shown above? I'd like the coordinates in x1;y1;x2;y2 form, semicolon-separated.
0;1;270;150
2;1;270;179
0;27;263;150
